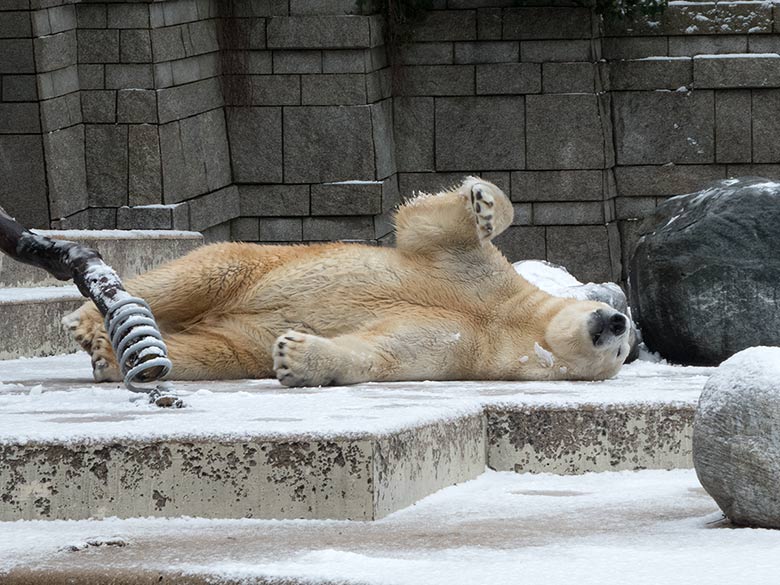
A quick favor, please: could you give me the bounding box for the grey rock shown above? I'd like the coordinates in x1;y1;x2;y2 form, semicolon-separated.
151;26;186;62
106;4;149;29
0;10;31;37
609;58;692;91
398;43;453;66
393;97;434;172
409;10;476;42
246;74;300;106
302;73;366;105
476;63;540;95
267;15;371;49
121;29;152;63
78;64;104;90
477;7;502;40
231;217;259;241
493;226;546;262
435;96;525;171
43;125;87;219
257;217;303;241
128;125;162;205
0;102;39;133
2;74;37;102
39;92;81;132
239;184;310;216
543;62;595;93
694;55;780;89
526;94;606;170
274;50;322;73
117;89;157;123
105;64;154;90
547;225;616;283
188;185;240;231
302;215;375;240
533;201;604;225
615;164;726;197
629;177;780;365
81;90;115;123
669;35;747;57
311;181;383;215
186;19;219;56
157;77;223;123
397;65;474;96
78;29;119;63
601;37;667;60
283;105;375;183
76;4;106;28
0;135;48;228
454;41;518;64
503;7;592;40
715;90;751;163
693;347;780;528
37;65;79;100
86;124;128;207
371;99;395;180
227;106;283;183
34;29;76;73
613;91;714;165
520;39;592;62
751;90;780;163
117;206;174;230
322;49;367;73
0;39;34;74
512;170;604;202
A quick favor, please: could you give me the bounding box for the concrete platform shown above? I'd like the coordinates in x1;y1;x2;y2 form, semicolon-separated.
0;354;712;522
2;469;779;585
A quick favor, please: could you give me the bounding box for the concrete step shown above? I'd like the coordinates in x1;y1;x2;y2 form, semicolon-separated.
0;354;713;522
0;229;203;288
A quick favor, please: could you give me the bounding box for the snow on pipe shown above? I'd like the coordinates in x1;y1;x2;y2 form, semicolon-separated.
0;206;180;408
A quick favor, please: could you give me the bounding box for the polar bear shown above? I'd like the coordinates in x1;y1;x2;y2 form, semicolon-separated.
65;177;631;386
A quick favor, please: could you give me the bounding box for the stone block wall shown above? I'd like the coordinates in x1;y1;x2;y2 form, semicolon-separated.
2;0;780;281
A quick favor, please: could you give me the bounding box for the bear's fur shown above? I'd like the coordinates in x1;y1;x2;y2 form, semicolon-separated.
64;177;631;386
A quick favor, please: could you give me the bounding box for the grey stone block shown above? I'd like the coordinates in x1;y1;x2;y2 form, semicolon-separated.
526;94;605;170
454;41;518;64
615;196;656;220
289;0;366;15
36;65;79;100
241;50;273;73
128;124;162;206
610;58;692;91
511;203;532;225
493;226;545;262
105;64;154;90
614;164;727;197
311;180;383;215
220;17;266;50
157;77;223;123
188;185;240;231
267;15;371;49
476;62;541;95
511;170;604;202
601;37;667;60
185;19;219;56
0;102;39;133
86;124;128;207
398;65;474;96
76;4;106;28
0;39;34;73
160;0;200;26
725;163;780;181
394;96;434;172
227;106;282;183
0;135;48;228
117;89;157;123
256;217;303;241
533;201;604;225
669;34;747;57
371;99;395;179
504;7;592;40
398;43;453;65
366;45;387;71
302;73;366;105
748;35;780;54
201;220;232;243
151;26;186;62
78;29;119;63
322;49;367;73
43;125;87;219
613;91;714;165
397;172;472;199
284;105;375;182
231;217;259;241
81;90;115;123
241;74;300;106
752;89;780;163
273;50;322;73
543;62;595;93
546;225;614;283
160;109;231;203
435;96;525;171
34;30;76;73
239;184;310;216
2;74;36;101
302;215;375;240
477;7;502;40
694;54;780;88
409;10;476;42
121;29;152;63
520;39;592;63
117;206;176;230
365;68;391;102
715;90;751;163
0;10;30;38
39;92;81;132
78;64;104;90
106;4;149;29
168;53;219;86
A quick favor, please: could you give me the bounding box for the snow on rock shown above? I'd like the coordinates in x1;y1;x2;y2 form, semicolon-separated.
0;285;82;304
693;346;780;528
32;229;201;240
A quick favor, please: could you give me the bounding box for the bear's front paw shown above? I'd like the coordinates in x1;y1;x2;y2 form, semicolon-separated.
272;330;337;388
469;183;495;239
64;306;122;382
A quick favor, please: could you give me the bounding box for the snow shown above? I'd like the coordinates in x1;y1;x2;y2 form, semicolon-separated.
634;56;692;61
122;203;183;209
514;259;584;297
693;53;780;59
0;353;712;445
2;469;780;583
325;180;383;185
32;229;201;240
0;285;82;304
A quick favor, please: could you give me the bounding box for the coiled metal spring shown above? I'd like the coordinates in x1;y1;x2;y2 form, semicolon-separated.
104;297;172;393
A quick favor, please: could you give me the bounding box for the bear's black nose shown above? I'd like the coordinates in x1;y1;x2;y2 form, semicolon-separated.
609;313;626;336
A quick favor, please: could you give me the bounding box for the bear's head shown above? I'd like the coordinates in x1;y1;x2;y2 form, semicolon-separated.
543;300;632;380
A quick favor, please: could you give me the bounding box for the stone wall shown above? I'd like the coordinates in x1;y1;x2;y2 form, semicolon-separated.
1;0;779;282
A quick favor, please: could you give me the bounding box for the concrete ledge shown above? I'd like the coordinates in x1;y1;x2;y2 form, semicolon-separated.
0;230;203;288
487;404;695;474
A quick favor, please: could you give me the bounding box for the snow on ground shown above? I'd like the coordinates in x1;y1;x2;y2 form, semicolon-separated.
0;353;712;445
1;469;779;584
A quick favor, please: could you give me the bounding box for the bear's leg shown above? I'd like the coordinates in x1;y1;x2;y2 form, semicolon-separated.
394;177;514;255
272;315;471;386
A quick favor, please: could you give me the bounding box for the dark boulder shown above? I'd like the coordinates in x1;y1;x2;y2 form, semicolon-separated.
629;177;780;366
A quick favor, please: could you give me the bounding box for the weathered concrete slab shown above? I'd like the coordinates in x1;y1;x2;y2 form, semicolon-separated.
0;230;203;288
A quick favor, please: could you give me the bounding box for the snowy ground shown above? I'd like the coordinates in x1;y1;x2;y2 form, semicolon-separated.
0;353;712;444
2;468;779;584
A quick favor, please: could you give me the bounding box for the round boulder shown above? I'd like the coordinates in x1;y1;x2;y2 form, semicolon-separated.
693;346;780;528
629;177;780;366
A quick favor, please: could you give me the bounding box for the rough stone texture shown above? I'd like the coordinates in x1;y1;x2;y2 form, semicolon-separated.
128;124;163;205
615;164;727;197
610;58;692;91
547;225;616;283
43;125;88;219
512;170;605;202
0;295;83;359
239;184;310;216
694;54;780;89
476;62;540;95
488;404;694;474
693;347;780;528
227;107;283;183
393;97;434;172
86;124;128;208
311;181;384;215
630;177;780;365
752;90;780;163
715;90;751;163
493;226;546;262
0;135;48;228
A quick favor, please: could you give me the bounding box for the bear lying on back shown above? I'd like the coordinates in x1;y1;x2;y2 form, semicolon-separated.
65;177;631;386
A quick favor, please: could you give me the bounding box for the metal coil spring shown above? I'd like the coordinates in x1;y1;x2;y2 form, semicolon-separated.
104;297;173;393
